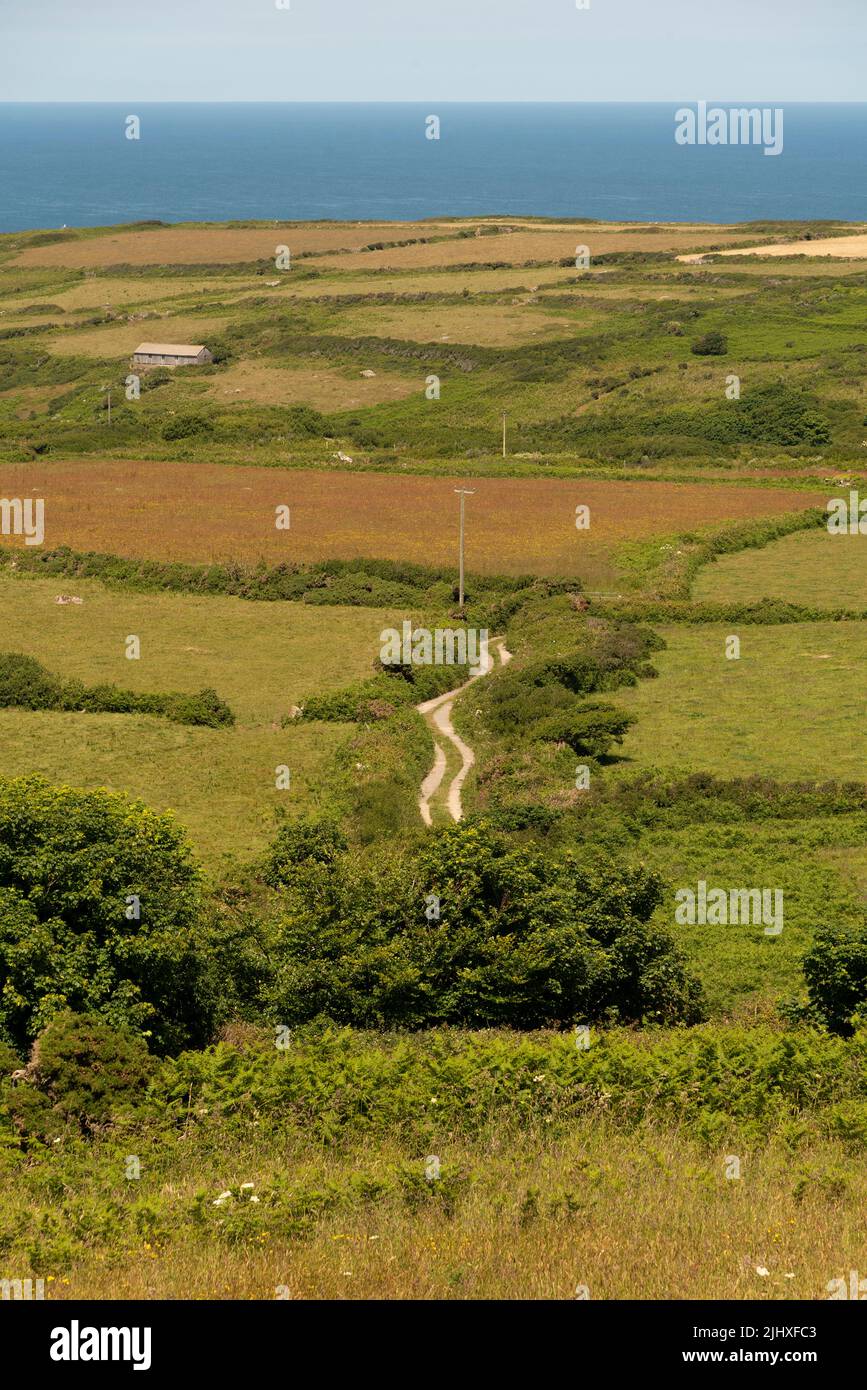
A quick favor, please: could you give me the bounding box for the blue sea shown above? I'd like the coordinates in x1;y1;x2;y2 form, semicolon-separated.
2;103;867;232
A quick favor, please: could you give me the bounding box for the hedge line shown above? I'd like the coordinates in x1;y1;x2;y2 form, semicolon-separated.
593;597;866;625
484;772;867;834
618;506;829;605
159;1025;867;1144
0;546;549;625
0;652;234;727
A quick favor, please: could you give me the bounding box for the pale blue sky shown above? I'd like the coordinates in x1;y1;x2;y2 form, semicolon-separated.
2;0;864;101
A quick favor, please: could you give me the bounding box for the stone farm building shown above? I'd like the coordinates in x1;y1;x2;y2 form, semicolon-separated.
132;342;213;367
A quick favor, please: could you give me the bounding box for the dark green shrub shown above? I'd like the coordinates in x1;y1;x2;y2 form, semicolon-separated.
297;662;472;723
0;652;60;708
285;404;328;437
295;677;399;723
691;331;728;355
480;617;659;748
0;1039;22;1074
535;700;636;757
264;815;348;887
204;337;232;364
152;687;235;728
485;803;561;834
716;384;831;447
140;369;172;393
0;653;234;727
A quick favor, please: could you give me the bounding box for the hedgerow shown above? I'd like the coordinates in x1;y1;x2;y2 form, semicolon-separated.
295;661;472;723
0;547;551;627
525;384;832;451
593;597;866;625
616;506;828;603
0;652;234;727
475;609;661;753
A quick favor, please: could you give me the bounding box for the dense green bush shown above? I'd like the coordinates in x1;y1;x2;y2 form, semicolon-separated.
0;777;214;1053
479;617;659;750
6;1012;156;1137
713;383;832;447
534;700;636;757
292;676;401;723
297;675;449;722
264;815;348;887
804;926;867;1034
691;330;728;355
525;384;831;453
285;404;328;437
295;654;476;723
261;820;705;1029
140;368;172;393
149;1023;867;1146
0;652;234;727
4;1019;867;1153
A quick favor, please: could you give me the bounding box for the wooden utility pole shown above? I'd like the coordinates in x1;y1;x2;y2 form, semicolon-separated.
454;488;475;607
502;412;507;457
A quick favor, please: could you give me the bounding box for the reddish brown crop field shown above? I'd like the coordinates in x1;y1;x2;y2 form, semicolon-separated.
0;460;824;586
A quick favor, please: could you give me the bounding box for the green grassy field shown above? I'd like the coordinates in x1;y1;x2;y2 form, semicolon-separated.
694;528;867;607
4;1024;865;1302
11;1121;865;1302
0;570;428;868
614;621;867;779
641;815;867;1017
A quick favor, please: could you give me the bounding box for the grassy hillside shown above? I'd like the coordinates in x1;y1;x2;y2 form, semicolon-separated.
614;621;867;779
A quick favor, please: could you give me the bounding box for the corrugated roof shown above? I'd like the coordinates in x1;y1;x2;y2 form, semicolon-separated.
133;343;207;356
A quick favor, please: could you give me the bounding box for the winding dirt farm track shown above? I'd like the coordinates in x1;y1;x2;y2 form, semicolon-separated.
416;639;512;825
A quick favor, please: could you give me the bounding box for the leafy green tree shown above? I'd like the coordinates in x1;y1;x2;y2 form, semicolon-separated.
0;776;213;1054
535;701;636;757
